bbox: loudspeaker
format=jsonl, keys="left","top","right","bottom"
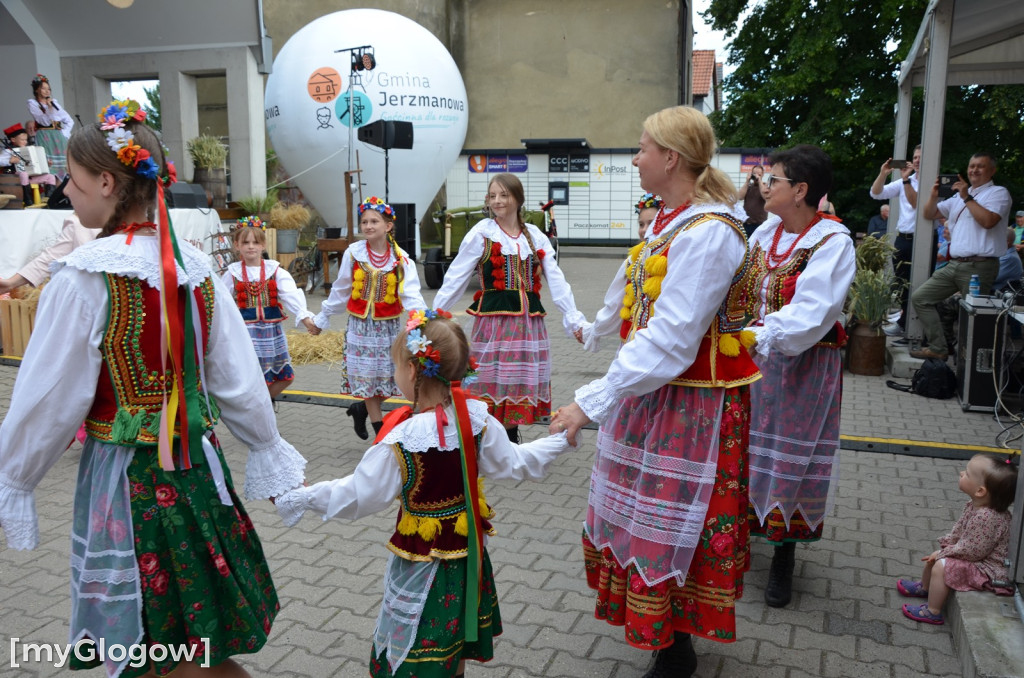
{"left": 166, "top": 182, "right": 209, "bottom": 209}
{"left": 391, "top": 203, "right": 416, "bottom": 260}
{"left": 358, "top": 120, "right": 414, "bottom": 150}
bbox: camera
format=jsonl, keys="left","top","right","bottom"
{"left": 937, "top": 174, "right": 958, "bottom": 199}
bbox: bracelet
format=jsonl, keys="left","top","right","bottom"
{"left": 902, "top": 179, "right": 911, "bottom": 185}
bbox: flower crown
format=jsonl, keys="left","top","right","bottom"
{"left": 635, "top": 192, "right": 664, "bottom": 214}
{"left": 97, "top": 99, "right": 167, "bottom": 181}
{"left": 359, "top": 196, "right": 395, "bottom": 218}
{"left": 237, "top": 215, "right": 265, "bottom": 230}
{"left": 404, "top": 309, "right": 478, "bottom": 385}
{"left": 32, "top": 74, "right": 48, "bottom": 87}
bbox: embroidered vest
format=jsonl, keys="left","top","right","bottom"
{"left": 85, "top": 275, "right": 220, "bottom": 446}
{"left": 468, "top": 238, "right": 546, "bottom": 317}
{"left": 347, "top": 258, "right": 404, "bottom": 320}
{"left": 744, "top": 233, "right": 846, "bottom": 348}
{"left": 235, "top": 269, "right": 284, "bottom": 324}
{"left": 388, "top": 442, "right": 496, "bottom": 562}
{"left": 620, "top": 212, "right": 761, "bottom": 388}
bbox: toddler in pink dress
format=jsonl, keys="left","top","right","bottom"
{"left": 897, "top": 453, "right": 1017, "bottom": 624}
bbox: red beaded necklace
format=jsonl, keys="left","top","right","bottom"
{"left": 367, "top": 242, "right": 391, "bottom": 268}
{"left": 766, "top": 214, "right": 822, "bottom": 269}
{"left": 240, "top": 258, "right": 266, "bottom": 294}
{"left": 651, "top": 202, "right": 691, "bottom": 237}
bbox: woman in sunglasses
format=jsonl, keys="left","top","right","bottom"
{"left": 741, "top": 145, "right": 856, "bottom": 608}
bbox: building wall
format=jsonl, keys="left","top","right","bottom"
{"left": 262, "top": 0, "right": 683, "bottom": 149}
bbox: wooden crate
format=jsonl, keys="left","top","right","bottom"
{"left": 265, "top": 227, "right": 277, "bottom": 260}
{"left": 0, "top": 298, "right": 35, "bottom": 357}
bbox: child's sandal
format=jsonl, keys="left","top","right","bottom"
{"left": 896, "top": 578, "right": 928, "bottom": 598}
{"left": 902, "top": 603, "right": 944, "bottom": 625}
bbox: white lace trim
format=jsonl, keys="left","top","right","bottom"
{"left": 753, "top": 323, "right": 782, "bottom": 357}
{"left": 475, "top": 220, "right": 551, "bottom": 257}
{"left": 0, "top": 478, "right": 38, "bottom": 550}
{"left": 244, "top": 437, "right": 308, "bottom": 500}
{"left": 575, "top": 377, "right": 619, "bottom": 424}
{"left": 751, "top": 215, "right": 850, "bottom": 253}
{"left": 275, "top": 489, "right": 311, "bottom": 527}
{"left": 225, "top": 260, "right": 281, "bottom": 280}
{"left": 380, "top": 399, "right": 491, "bottom": 451}
{"left": 56, "top": 233, "right": 212, "bottom": 289}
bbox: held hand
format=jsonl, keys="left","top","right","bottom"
{"left": 0, "top": 277, "right": 14, "bottom": 296}
{"left": 550, "top": 403, "right": 590, "bottom": 446}
{"left": 954, "top": 174, "right": 969, "bottom": 199}
{"left": 573, "top": 327, "right": 584, "bottom": 344}
{"left": 302, "top": 318, "right": 319, "bottom": 335}
{"left": 900, "top": 164, "right": 914, "bottom": 182}
{"left": 921, "top": 550, "right": 940, "bottom": 563}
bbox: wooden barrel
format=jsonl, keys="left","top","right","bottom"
{"left": 192, "top": 167, "right": 227, "bottom": 208}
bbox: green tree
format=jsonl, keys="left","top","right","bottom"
{"left": 143, "top": 83, "right": 161, "bottom": 133}
{"left": 705, "top": 0, "right": 1024, "bottom": 230}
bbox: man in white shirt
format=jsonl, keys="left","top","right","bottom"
{"left": 910, "top": 152, "right": 1012, "bottom": 359}
{"left": 869, "top": 145, "right": 922, "bottom": 335}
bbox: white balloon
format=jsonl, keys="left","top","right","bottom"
{"left": 265, "top": 9, "right": 469, "bottom": 253}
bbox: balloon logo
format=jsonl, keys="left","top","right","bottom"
{"left": 265, "top": 9, "right": 469, "bottom": 253}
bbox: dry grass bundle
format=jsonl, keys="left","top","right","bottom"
{"left": 10, "top": 282, "right": 44, "bottom": 312}
{"left": 286, "top": 329, "right": 346, "bottom": 367}
{"left": 270, "top": 203, "right": 311, "bottom": 231}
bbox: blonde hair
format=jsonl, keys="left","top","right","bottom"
{"left": 391, "top": 317, "right": 471, "bottom": 410}
{"left": 232, "top": 226, "right": 267, "bottom": 247}
{"left": 643, "top": 106, "right": 736, "bottom": 206}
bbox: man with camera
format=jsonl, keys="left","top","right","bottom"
{"left": 738, "top": 163, "right": 767, "bottom": 238}
{"left": 869, "top": 145, "right": 923, "bottom": 337}
{"left": 909, "top": 152, "right": 1012, "bottom": 360}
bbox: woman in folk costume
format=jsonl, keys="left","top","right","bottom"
{"left": 314, "top": 197, "right": 426, "bottom": 440}
{"left": 0, "top": 99, "right": 306, "bottom": 678}
{"left": 433, "top": 172, "right": 587, "bottom": 443}
{"left": 222, "top": 216, "right": 318, "bottom": 399}
{"left": 550, "top": 106, "right": 760, "bottom": 678}
{"left": 741, "top": 145, "right": 855, "bottom": 608}
{"left": 276, "top": 310, "right": 578, "bottom": 677}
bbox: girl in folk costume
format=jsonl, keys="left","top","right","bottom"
{"left": 741, "top": 145, "right": 855, "bottom": 608}
{"left": 0, "top": 99, "right": 307, "bottom": 678}
{"left": 277, "top": 310, "right": 578, "bottom": 678}
{"left": 433, "top": 172, "right": 587, "bottom": 442}
{"left": 580, "top": 193, "right": 665, "bottom": 352}
{"left": 222, "top": 216, "right": 318, "bottom": 399}
{"left": 314, "top": 197, "right": 426, "bottom": 440}
{"left": 551, "top": 106, "right": 760, "bottom": 678}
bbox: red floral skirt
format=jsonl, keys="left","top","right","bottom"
{"left": 748, "top": 506, "right": 824, "bottom": 543}
{"left": 582, "top": 388, "right": 750, "bottom": 648}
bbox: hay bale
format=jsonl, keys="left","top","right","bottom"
{"left": 286, "top": 329, "right": 346, "bottom": 367}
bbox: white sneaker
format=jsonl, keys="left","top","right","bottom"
{"left": 882, "top": 322, "right": 903, "bottom": 337}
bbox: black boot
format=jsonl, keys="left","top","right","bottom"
{"left": 505, "top": 426, "right": 520, "bottom": 444}
{"left": 346, "top": 401, "right": 369, "bottom": 440}
{"left": 764, "top": 541, "right": 796, "bottom": 608}
{"left": 371, "top": 420, "right": 383, "bottom": 437}
{"left": 642, "top": 632, "right": 697, "bottom": 678}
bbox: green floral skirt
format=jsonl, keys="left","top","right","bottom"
{"left": 369, "top": 553, "right": 502, "bottom": 678}
{"left": 71, "top": 439, "right": 278, "bottom": 676}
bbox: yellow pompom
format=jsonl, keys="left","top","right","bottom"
{"left": 417, "top": 517, "right": 442, "bottom": 541}
{"left": 625, "top": 263, "right": 635, "bottom": 280}
{"left": 739, "top": 329, "right": 757, "bottom": 349}
{"left": 628, "top": 242, "right": 645, "bottom": 263}
{"left": 718, "top": 332, "right": 740, "bottom": 357}
{"left": 454, "top": 512, "right": 469, "bottom": 536}
{"left": 351, "top": 289, "right": 362, "bottom": 301}
{"left": 383, "top": 294, "right": 397, "bottom": 304}
{"left": 623, "top": 286, "right": 635, "bottom": 303}
{"left": 620, "top": 306, "right": 632, "bottom": 320}
{"left": 478, "top": 498, "right": 494, "bottom": 519}
{"left": 353, "top": 269, "right": 365, "bottom": 281}
{"left": 642, "top": 276, "right": 662, "bottom": 299}
{"left": 397, "top": 511, "right": 418, "bottom": 536}
{"left": 644, "top": 254, "right": 668, "bottom": 276}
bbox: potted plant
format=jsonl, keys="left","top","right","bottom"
{"left": 187, "top": 133, "right": 228, "bottom": 208}
{"left": 235, "top": 189, "right": 279, "bottom": 222}
{"left": 846, "top": 234, "right": 900, "bottom": 375}
{"left": 268, "top": 202, "right": 310, "bottom": 255}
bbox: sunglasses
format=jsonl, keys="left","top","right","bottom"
{"left": 762, "top": 174, "right": 796, "bottom": 188}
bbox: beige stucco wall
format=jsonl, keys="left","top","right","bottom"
{"left": 262, "top": 0, "right": 682, "bottom": 149}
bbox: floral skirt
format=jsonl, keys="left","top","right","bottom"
{"left": 35, "top": 128, "right": 67, "bottom": 176}
{"left": 466, "top": 314, "right": 551, "bottom": 426}
{"left": 943, "top": 558, "right": 1015, "bottom": 595}
{"left": 582, "top": 387, "right": 750, "bottom": 648}
{"left": 369, "top": 553, "right": 502, "bottom": 678}
{"left": 247, "top": 321, "right": 294, "bottom": 385}
{"left": 343, "top": 315, "right": 401, "bottom": 398}
{"left": 70, "top": 437, "right": 278, "bottom": 676}
{"left": 748, "top": 506, "right": 824, "bottom": 543}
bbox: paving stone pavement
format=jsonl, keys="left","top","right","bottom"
{"left": 1, "top": 249, "right": 1018, "bottom": 677}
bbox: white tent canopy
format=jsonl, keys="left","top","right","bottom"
{"left": 0, "top": 0, "right": 271, "bottom": 197}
